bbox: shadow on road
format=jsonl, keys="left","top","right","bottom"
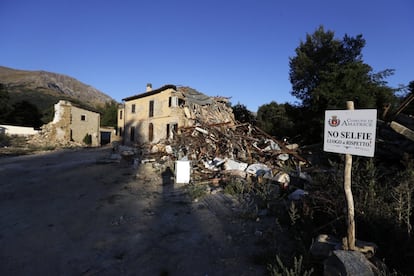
{"left": 0, "top": 148, "right": 264, "bottom": 275}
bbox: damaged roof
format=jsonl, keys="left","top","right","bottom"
{"left": 122, "top": 84, "right": 177, "bottom": 101}
{"left": 177, "top": 86, "right": 214, "bottom": 106}
{"left": 122, "top": 84, "right": 215, "bottom": 106}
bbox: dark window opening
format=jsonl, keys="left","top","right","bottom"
{"left": 149, "top": 100, "right": 154, "bottom": 117}
{"left": 149, "top": 123, "right": 154, "bottom": 142}
{"left": 81, "top": 115, "right": 86, "bottom": 121}
{"left": 130, "top": 126, "right": 135, "bottom": 142}
{"left": 166, "top": 124, "right": 170, "bottom": 139}
{"left": 118, "top": 127, "right": 122, "bottom": 136}
{"left": 119, "top": 110, "right": 123, "bottom": 119}
{"left": 131, "top": 104, "right": 136, "bottom": 113}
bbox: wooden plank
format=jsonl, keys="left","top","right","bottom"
{"left": 390, "top": 121, "right": 414, "bottom": 142}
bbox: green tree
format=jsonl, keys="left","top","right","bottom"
{"left": 6, "top": 100, "right": 43, "bottom": 128}
{"left": 397, "top": 80, "right": 414, "bottom": 116}
{"left": 99, "top": 101, "right": 118, "bottom": 128}
{"left": 410, "top": 81, "right": 414, "bottom": 93}
{"left": 232, "top": 103, "right": 255, "bottom": 124}
{"left": 0, "top": 83, "right": 11, "bottom": 124}
{"left": 289, "top": 26, "right": 395, "bottom": 143}
{"left": 257, "top": 101, "right": 295, "bottom": 140}
{"left": 407, "top": 81, "right": 414, "bottom": 115}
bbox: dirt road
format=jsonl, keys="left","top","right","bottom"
{"left": 0, "top": 147, "right": 266, "bottom": 275}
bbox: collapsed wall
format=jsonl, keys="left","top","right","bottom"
{"left": 177, "top": 86, "right": 236, "bottom": 127}
{"left": 28, "top": 101, "right": 82, "bottom": 148}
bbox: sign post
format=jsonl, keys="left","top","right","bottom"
{"left": 344, "top": 101, "right": 355, "bottom": 250}
{"left": 324, "top": 102, "right": 377, "bottom": 250}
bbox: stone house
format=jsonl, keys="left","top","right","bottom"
{"left": 49, "top": 100, "right": 101, "bottom": 146}
{"left": 118, "top": 84, "right": 235, "bottom": 145}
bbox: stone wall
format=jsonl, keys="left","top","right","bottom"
{"left": 28, "top": 100, "right": 100, "bottom": 147}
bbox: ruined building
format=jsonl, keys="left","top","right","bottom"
{"left": 118, "top": 84, "right": 234, "bottom": 145}
{"left": 31, "top": 100, "right": 101, "bottom": 147}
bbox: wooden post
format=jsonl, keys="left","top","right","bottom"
{"left": 344, "top": 101, "right": 356, "bottom": 250}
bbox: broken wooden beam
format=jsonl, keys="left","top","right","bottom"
{"left": 390, "top": 121, "right": 414, "bottom": 142}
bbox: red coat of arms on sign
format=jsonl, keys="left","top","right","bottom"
{"left": 328, "top": 115, "right": 340, "bottom": 127}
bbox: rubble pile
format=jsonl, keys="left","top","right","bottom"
{"left": 177, "top": 86, "right": 236, "bottom": 126}
{"left": 28, "top": 122, "right": 82, "bottom": 148}
{"left": 118, "top": 88, "right": 311, "bottom": 189}
{"left": 139, "top": 121, "right": 310, "bottom": 189}
{"left": 119, "top": 87, "right": 308, "bottom": 186}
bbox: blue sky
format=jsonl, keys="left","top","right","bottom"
{"left": 0, "top": 0, "right": 413, "bottom": 112}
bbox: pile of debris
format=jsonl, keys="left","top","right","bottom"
{"left": 176, "top": 86, "right": 236, "bottom": 127}
{"left": 137, "top": 121, "right": 310, "bottom": 190}
{"left": 116, "top": 87, "right": 311, "bottom": 190}
{"left": 28, "top": 122, "right": 83, "bottom": 148}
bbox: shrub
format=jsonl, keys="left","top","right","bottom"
{"left": 304, "top": 156, "right": 414, "bottom": 274}
{"left": 0, "top": 133, "right": 11, "bottom": 147}
{"left": 224, "top": 177, "right": 247, "bottom": 196}
{"left": 186, "top": 184, "right": 207, "bottom": 201}
{"left": 83, "top": 133, "right": 92, "bottom": 145}
{"left": 267, "top": 255, "right": 314, "bottom": 276}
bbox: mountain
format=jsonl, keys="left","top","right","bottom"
{"left": 0, "top": 66, "right": 115, "bottom": 120}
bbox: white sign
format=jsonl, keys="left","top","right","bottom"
{"left": 324, "top": 109, "right": 377, "bottom": 157}
{"left": 175, "top": 160, "right": 191, "bottom": 184}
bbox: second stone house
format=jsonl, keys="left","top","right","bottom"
{"left": 118, "top": 84, "right": 235, "bottom": 145}
{"left": 47, "top": 100, "right": 101, "bottom": 146}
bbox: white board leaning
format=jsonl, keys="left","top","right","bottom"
{"left": 324, "top": 109, "right": 377, "bottom": 157}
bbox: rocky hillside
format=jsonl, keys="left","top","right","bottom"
{"left": 0, "top": 66, "right": 114, "bottom": 113}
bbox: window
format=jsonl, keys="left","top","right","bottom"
{"left": 118, "top": 127, "right": 122, "bottom": 136}
{"left": 149, "top": 100, "right": 154, "bottom": 117}
{"left": 131, "top": 104, "right": 136, "bottom": 113}
{"left": 166, "top": 123, "right": 178, "bottom": 139}
{"left": 119, "top": 110, "right": 123, "bottom": 119}
{"left": 130, "top": 126, "right": 135, "bottom": 142}
{"left": 169, "top": 96, "right": 178, "bottom": 107}
{"left": 149, "top": 123, "right": 154, "bottom": 142}
{"left": 81, "top": 115, "right": 86, "bottom": 121}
